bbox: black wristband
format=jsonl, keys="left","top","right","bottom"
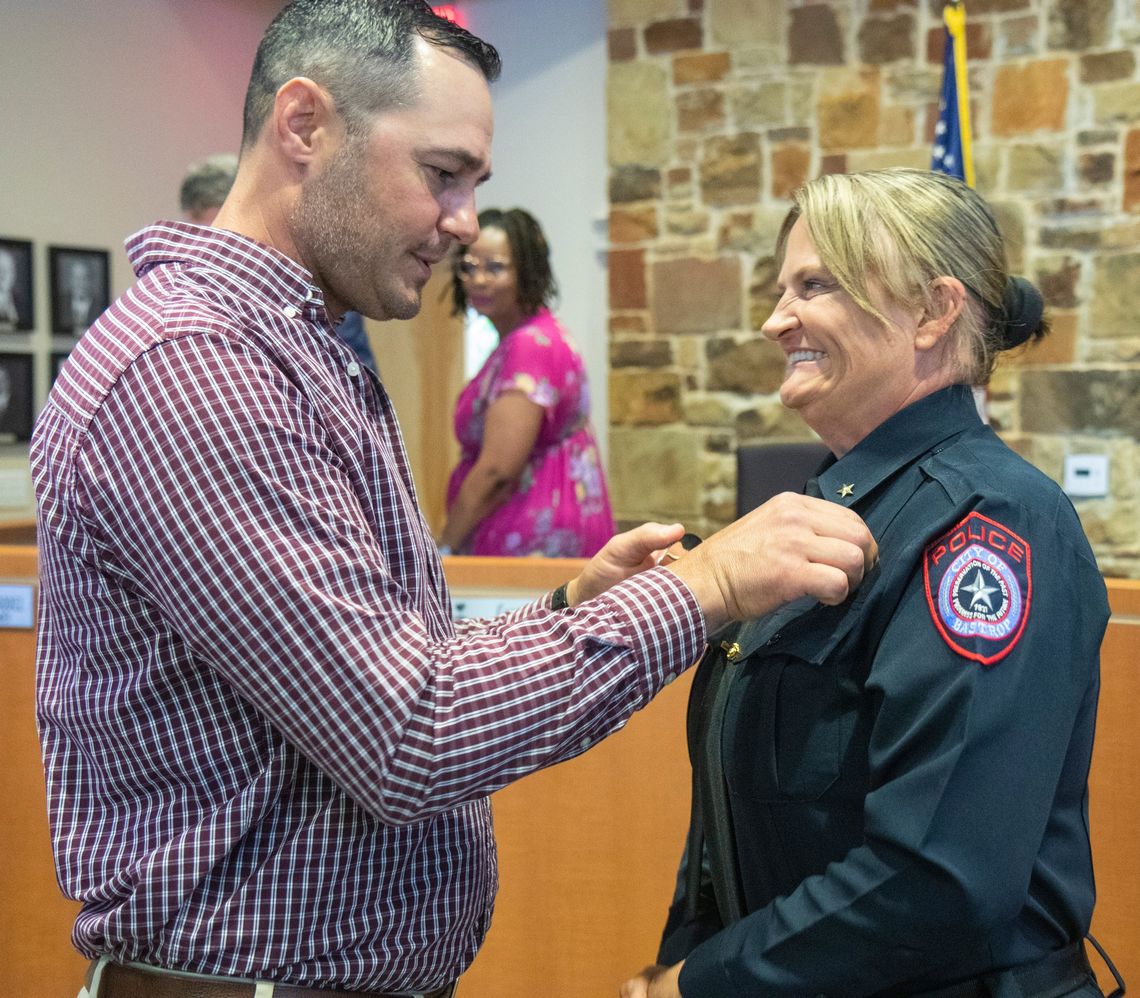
{"left": 550, "top": 582, "right": 571, "bottom": 611}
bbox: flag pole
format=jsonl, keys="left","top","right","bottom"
{"left": 944, "top": 1, "right": 975, "bottom": 188}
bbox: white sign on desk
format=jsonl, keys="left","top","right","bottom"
{"left": 451, "top": 595, "right": 533, "bottom": 620}
{"left": 0, "top": 583, "right": 35, "bottom": 629}
{"left": 0, "top": 469, "right": 32, "bottom": 508}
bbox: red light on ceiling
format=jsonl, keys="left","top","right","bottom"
{"left": 432, "top": 5, "right": 467, "bottom": 28}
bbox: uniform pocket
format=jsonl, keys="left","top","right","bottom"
{"left": 723, "top": 653, "right": 844, "bottom": 803}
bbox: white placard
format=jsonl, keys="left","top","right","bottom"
{"left": 0, "top": 582, "right": 35, "bottom": 628}
{"left": 451, "top": 595, "right": 533, "bottom": 620}
{"left": 0, "top": 469, "right": 32, "bottom": 508}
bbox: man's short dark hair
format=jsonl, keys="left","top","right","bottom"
{"left": 241, "top": 0, "right": 501, "bottom": 149}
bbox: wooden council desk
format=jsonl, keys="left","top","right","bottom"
{"left": 2, "top": 534, "right": 1137, "bottom": 997}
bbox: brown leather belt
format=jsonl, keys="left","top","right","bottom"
{"left": 88, "top": 961, "right": 457, "bottom": 998}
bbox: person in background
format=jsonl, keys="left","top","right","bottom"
{"left": 179, "top": 153, "right": 239, "bottom": 225}
{"left": 180, "top": 151, "right": 379, "bottom": 373}
{"left": 58, "top": 256, "right": 104, "bottom": 333}
{"left": 33, "top": 3, "right": 876, "bottom": 996}
{"left": 621, "top": 168, "right": 1114, "bottom": 998}
{"left": 438, "top": 207, "right": 613, "bottom": 557}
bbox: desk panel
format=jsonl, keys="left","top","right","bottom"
{"left": 4, "top": 542, "right": 1137, "bottom": 995}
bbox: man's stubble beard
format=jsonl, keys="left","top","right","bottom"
{"left": 293, "top": 141, "right": 424, "bottom": 322}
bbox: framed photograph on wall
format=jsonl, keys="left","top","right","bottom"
{"left": 49, "top": 246, "right": 110, "bottom": 336}
{"left": 0, "top": 353, "right": 34, "bottom": 442}
{"left": 0, "top": 238, "right": 35, "bottom": 332}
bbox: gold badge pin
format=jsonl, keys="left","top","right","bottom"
{"left": 720, "top": 640, "right": 742, "bottom": 662}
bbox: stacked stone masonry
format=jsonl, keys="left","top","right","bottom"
{"left": 607, "top": 0, "right": 1140, "bottom": 578}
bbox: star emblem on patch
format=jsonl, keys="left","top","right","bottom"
{"left": 923, "top": 511, "right": 1032, "bottom": 666}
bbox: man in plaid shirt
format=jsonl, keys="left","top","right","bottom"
{"left": 32, "top": 2, "right": 875, "bottom": 996}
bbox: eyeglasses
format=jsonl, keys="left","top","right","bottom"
{"left": 457, "top": 258, "right": 512, "bottom": 280}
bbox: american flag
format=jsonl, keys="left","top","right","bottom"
{"left": 931, "top": 3, "right": 975, "bottom": 187}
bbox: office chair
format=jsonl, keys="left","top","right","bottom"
{"left": 735, "top": 440, "right": 831, "bottom": 517}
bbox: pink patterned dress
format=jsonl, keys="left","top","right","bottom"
{"left": 446, "top": 308, "right": 614, "bottom": 557}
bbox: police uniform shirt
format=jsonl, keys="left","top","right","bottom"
{"left": 666, "top": 384, "right": 1110, "bottom": 997}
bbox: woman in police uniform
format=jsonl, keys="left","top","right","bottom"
{"left": 622, "top": 169, "right": 1115, "bottom": 998}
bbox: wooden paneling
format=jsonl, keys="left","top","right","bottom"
{"left": 0, "top": 537, "right": 87, "bottom": 994}
{"left": 1088, "top": 579, "right": 1140, "bottom": 992}
{"left": 3, "top": 540, "right": 1137, "bottom": 996}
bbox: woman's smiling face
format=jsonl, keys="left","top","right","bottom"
{"left": 761, "top": 217, "right": 932, "bottom": 455}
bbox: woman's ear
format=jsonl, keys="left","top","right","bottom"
{"left": 916, "top": 276, "right": 967, "bottom": 350}
{"left": 272, "top": 77, "right": 341, "bottom": 169}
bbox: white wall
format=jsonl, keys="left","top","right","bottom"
{"left": 457, "top": 0, "right": 610, "bottom": 457}
{"left": 0, "top": 0, "right": 282, "bottom": 517}
{"left": 0, "top": 0, "right": 610, "bottom": 517}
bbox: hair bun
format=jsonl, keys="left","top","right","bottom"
{"left": 1000, "top": 276, "right": 1045, "bottom": 348}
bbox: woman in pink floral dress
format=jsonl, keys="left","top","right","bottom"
{"left": 439, "top": 208, "right": 614, "bottom": 557}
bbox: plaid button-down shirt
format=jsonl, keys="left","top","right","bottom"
{"left": 31, "top": 222, "right": 704, "bottom": 992}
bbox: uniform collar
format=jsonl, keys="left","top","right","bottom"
{"left": 815, "top": 385, "right": 983, "bottom": 508}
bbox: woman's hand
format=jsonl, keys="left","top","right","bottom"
{"left": 619, "top": 962, "right": 684, "bottom": 998}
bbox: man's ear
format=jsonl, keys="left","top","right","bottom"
{"left": 916, "top": 276, "right": 967, "bottom": 350}
{"left": 272, "top": 77, "right": 341, "bottom": 169}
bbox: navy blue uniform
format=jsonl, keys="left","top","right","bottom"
{"left": 662, "top": 385, "right": 1110, "bottom": 997}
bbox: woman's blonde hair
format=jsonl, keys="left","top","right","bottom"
{"left": 776, "top": 168, "right": 1043, "bottom": 384}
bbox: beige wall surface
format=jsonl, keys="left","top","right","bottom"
{"left": 0, "top": 0, "right": 284, "bottom": 517}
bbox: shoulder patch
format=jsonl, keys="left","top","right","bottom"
{"left": 923, "top": 511, "right": 1032, "bottom": 666}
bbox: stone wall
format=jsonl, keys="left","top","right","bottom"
{"left": 606, "top": 0, "right": 1140, "bottom": 578}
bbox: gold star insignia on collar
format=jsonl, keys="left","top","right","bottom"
{"left": 837, "top": 483, "right": 855, "bottom": 498}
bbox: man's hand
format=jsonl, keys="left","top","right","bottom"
{"left": 566, "top": 522, "right": 687, "bottom": 606}
{"left": 666, "top": 492, "right": 877, "bottom": 631}
{"left": 620, "top": 962, "right": 683, "bottom": 998}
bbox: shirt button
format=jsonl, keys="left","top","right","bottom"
{"left": 346, "top": 362, "right": 361, "bottom": 377}
{"left": 579, "top": 737, "right": 591, "bottom": 751}
{"left": 282, "top": 305, "right": 299, "bottom": 318}
{"left": 664, "top": 672, "right": 677, "bottom": 684}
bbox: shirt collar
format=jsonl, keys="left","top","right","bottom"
{"left": 126, "top": 221, "right": 328, "bottom": 321}
{"left": 816, "top": 385, "right": 983, "bottom": 507}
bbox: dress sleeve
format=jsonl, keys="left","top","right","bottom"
{"left": 486, "top": 321, "right": 568, "bottom": 410}
{"left": 678, "top": 493, "right": 1108, "bottom": 996}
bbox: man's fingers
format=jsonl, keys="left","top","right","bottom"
{"left": 804, "top": 534, "right": 874, "bottom": 594}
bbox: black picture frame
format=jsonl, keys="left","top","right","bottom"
{"left": 0, "top": 352, "right": 34, "bottom": 442}
{"left": 49, "top": 245, "right": 110, "bottom": 336}
{"left": 0, "top": 238, "right": 35, "bottom": 332}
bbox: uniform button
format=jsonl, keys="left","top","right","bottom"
{"left": 346, "top": 361, "right": 361, "bottom": 377}
{"left": 282, "top": 305, "right": 299, "bottom": 318}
